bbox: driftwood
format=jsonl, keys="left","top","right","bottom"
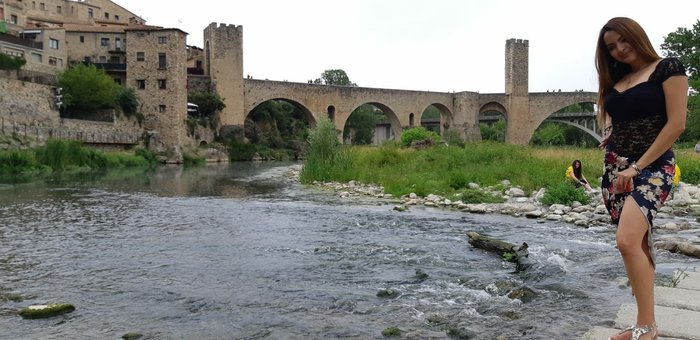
{"left": 466, "top": 231, "right": 530, "bottom": 270}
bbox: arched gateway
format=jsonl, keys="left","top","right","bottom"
{"left": 202, "top": 23, "right": 597, "bottom": 145}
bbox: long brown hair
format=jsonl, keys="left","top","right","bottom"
{"left": 594, "top": 17, "right": 660, "bottom": 126}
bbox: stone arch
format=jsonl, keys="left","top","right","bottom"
{"left": 343, "top": 102, "right": 399, "bottom": 145}
{"left": 530, "top": 100, "right": 600, "bottom": 144}
{"left": 420, "top": 103, "right": 454, "bottom": 135}
{"left": 479, "top": 102, "right": 507, "bottom": 119}
{"left": 245, "top": 97, "right": 316, "bottom": 127}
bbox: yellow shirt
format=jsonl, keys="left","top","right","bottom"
{"left": 674, "top": 164, "right": 681, "bottom": 186}
{"left": 565, "top": 166, "right": 575, "bottom": 181}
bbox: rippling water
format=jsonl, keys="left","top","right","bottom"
{"left": 0, "top": 162, "right": 696, "bottom": 339}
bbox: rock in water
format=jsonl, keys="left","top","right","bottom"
{"left": 19, "top": 303, "right": 75, "bottom": 319}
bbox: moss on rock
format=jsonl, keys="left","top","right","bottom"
{"left": 19, "top": 303, "right": 75, "bottom": 319}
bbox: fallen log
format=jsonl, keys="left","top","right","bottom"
{"left": 466, "top": 231, "right": 530, "bottom": 270}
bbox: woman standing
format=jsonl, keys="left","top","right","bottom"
{"left": 595, "top": 17, "right": 688, "bottom": 340}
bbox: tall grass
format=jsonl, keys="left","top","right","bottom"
{"left": 300, "top": 117, "right": 354, "bottom": 183}
{"left": 0, "top": 139, "right": 158, "bottom": 181}
{"left": 303, "top": 139, "right": 694, "bottom": 198}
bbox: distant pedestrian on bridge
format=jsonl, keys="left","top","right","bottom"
{"left": 595, "top": 17, "right": 688, "bottom": 340}
{"left": 565, "top": 159, "right": 593, "bottom": 191}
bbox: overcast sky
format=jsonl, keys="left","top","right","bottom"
{"left": 115, "top": 0, "right": 699, "bottom": 93}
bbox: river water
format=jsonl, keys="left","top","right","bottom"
{"left": 0, "top": 162, "right": 697, "bottom": 340}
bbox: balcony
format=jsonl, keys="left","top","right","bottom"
{"left": 93, "top": 63, "right": 126, "bottom": 72}
{"left": 0, "top": 33, "right": 43, "bottom": 49}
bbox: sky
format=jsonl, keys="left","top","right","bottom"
{"left": 115, "top": 0, "right": 700, "bottom": 94}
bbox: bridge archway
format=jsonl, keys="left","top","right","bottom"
{"left": 344, "top": 102, "right": 399, "bottom": 145}
{"left": 245, "top": 98, "right": 315, "bottom": 153}
{"left": 529, "top": 102, "right": 600, "bottom": 146}
{"left": 420, "top": 103, "right": 454, "bottom": 136}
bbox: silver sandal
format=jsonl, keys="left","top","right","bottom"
{"left": 610, "top": 323, "right": 658, "bottom": 340}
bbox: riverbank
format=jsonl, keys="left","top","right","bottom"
{"left": 289, "top": 164, "right": 700, "bottom": 260}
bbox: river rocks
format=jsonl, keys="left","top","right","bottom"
{"left": 303, "top": 170, "right": 700, "bottom": 259}
{"left": 19, "top": 303, "right": 75, "bottom": 319}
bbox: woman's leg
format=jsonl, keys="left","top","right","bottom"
{"left": 610, "top": 196, "right": 656, "bottom": 340}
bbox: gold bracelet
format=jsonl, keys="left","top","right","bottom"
{"left": 630, "top": 163, "right": 642, "bottom": 175}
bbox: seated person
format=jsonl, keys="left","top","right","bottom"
{"left": 565, "top": 159, "right": 593, "bottom": 191}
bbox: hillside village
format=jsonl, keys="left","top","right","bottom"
{"left": 0, "top": 0, "right": 225, "bottom": 161}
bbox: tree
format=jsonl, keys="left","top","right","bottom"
{"left": 187, "top": 92, "right": 226, "bottom": 116}
{"left": 316, "top": 69, "right": 357, "bottom": 86}
{"left": 57, "top": 63, "right": 118, "bottom": 112}
{"left": 344, "top": 104, "right": 380, "bottom": 144}
{"left": 661, "top": 20, "right": 700, "bottom": 143}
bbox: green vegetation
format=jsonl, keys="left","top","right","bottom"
{"left": 0, "top": 139, "right": 157, "bottom": 182}
{"left": 381, "top": 327, "right": 401, "bottom": 337}
{"left": 661, "top": 19, "right": 700, "bottom": 143}
{"left": 188, "top": 92, "right": 226, "bottom": 117}
{"left": 0, "top": 54, "right": 26, "bottom": 70}
{"left": 19, "top": 303, "right": 75, "bottom": 319}
{"left": 344, "top": 104, "right": 381, "bottom": 145}
{"left": 314, "top": 69, "right": 357, "bottom": 86}
{"left": 400, "top": 127, "right": 440, "bottom": 147}
{"left": 241, "top": 100, "right": 310, "bottom": 161}
{"left": 299, "top": 117, "right": 353, "bottom": 182}
{"left": 57, "top": 63, "right": 119, "bottom": 112}
{"left": 539, "top": 182, "right": 591, "bottom": 206}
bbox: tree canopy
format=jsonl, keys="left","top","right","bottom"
{"left": 57, "top": 63, "right": 119, "bottom": 112}
{"left": 661, "top": 19, "right": 700, "bottom": 143}
{"left": 315, "top": 69, "right": 357, "bottom": 86}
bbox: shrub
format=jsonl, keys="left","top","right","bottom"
{"left": 0, "top": 54, "right": 26, "bottom": 70}
{"left": 539, "top": 182, "right": 591, "bottom": 206}
{"left": 453, "top": 188, "right": 506, "bottom": 204}
{"left": 300, "top": 117, "right": 352, "bottom": 182}
{"left": 116, "top": 86, "right": 139, "bottom": 116}
{"left": 400, "top": 127, "right": 440, "bottom": 147}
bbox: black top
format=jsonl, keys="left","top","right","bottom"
{"left": 604, "top": 58, "right": 686, "bottom": 159}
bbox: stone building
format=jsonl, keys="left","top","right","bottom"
{"left": 126, "top": 27, "right": 188, "bottom": 148}
{"left": 0, "top": 0, "right": 195, "bottom": 150}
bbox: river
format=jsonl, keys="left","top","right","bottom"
{"left": 0, "top": 162, "right": 697, "bottom": 339}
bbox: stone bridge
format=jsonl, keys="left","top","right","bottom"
{"left": 205, "top": 24, "right": 599, "bottom": 145}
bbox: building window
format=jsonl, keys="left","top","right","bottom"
{"left": 158, "top": 53, "right": 166, "bottom": 69}
{"left": 32, "top": 1, "right": 36, "bottom": 9}
{"left": 110, "top": 56, "right": 120, "bottom": 63}
{"left": 115, "top": 38, "right": 122, "bottom": 50}
{"left": 10, "top": 15, "right": 18, "bottom": 24}
{"left": 57, "top": 58, "right": 63, "bottom": 67}
{"left": 104, "top": 12, "right": 109, "bottom": 19}
{"left": 100, "top": 38, "right": 109, "bottom": 47}
{"left": 57, "top": 5, "right": 62, "bottom": 13}
{"left": 31, "top": 53, "right": 42, "bottom": 63}
{"left": 158, "top": 36, "right": 167, "bottom": 44}
{"left": 40, "top": 2, "right": 45, "bottom": 10}
{"left": 49, "top": 57, "right": 57, "bottom": 66}
{"left": 88, "top": 8, "right": 93, "bottom": 18}
{"left": 115, "top": 15, "right": 119, "bottom": 21}
{"left": 136, "top": 79, "right": 145, "bottom": 89}
{"left": 80, "top": 36, "right": 84, "bottom": 43}
{"left": 136, "top": 52, "right": 145, "bottom": 61}
{"left": 159, "top": 105, "right": 166, "bottom": 113}
{"left": 157, "top": 79, "right": 166, "bottom": 89}
{"left": 49, "top": 38, "right": 59, "bottom": 49}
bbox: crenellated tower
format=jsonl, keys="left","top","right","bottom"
{"left": 203, "top": 23, "right": 245, "bottom": 137}
{"left": 504, "top": 38, "right": 531, "bottom": 144}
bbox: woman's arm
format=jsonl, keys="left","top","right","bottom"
{"left": 634, "top": 75, "right": 688, "bottom": 169}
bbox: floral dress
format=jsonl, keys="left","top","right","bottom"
{"left": 601, "top": 58, "right": 686, "bottom": 266}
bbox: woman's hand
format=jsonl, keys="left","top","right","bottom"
{"left": 598, "top": 136, "right": 609, "bottom": 149}
{"left": 612, "top": 167, "right": 637, "bottom": 194}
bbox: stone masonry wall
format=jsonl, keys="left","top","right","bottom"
{"left": 0, "top": 76, "right": 141, "bottom": 146}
